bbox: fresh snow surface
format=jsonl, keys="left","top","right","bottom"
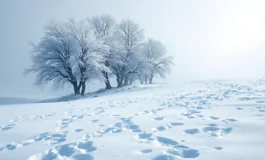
{"left": 1, "top": 80, "right": 265, "bottom": 160}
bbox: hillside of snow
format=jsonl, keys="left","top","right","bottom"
{"left": 0, "top": 79, "right": 265, "bottom": 160}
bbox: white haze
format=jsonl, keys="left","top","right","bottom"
{"left": 1, "top": 0, "right": 265, "bottom": 98}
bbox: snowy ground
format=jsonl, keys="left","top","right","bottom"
{"left": 1, "top": 79, "right": 265, "bottom": 160}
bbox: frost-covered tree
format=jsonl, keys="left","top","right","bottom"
{"left": 90, "top": 15, "right": 116, "bottom": 89}
{"left": 26, "top": 20, "right": 108, "bottom": 95}
{"left": 25, "top": 22, "right": 81, "bottom": 94}
{"left": 67, "top": 19, "right": 109, "bottom": 95}
{"left": 141, "top": 39, "right": 174, "bottom": 84}
{"left": 111, "top": 19, "right": 144, "bottom": 87}
{"left": 26, "top": 16, "right": 173, "bottom": 95}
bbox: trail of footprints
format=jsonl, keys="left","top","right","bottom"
{"left": 3, "top": 81, "right": 265, "bottom": 159}
{"left": 0, "top": 113, "right": 56, "bottom": 133}
{"left": 135, "top": 132, "right": 200, "bottom": 159}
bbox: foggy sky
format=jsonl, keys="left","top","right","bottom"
{"left": 1, "top": 0, "right": 265, "bottom": 98}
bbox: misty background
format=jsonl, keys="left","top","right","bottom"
{"left": 1, "top": 0, "right": 265, "bottom": 98}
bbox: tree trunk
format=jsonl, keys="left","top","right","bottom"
{"left": 118, "top": 81, "right": 122, "bottom": 87}
{"left": 139, "top": 76, "right": 143, "bottom": 84}
{"left": 123, "top": 76, "right": 128, "bottom": 86}
{"left": 103, "top": 71, "right": 112, "bottom": 89}
{"left": 149, "top": 74, "right": 153, "bottom": 84}
{"left": 129, "top": 79, "right": 133, "bottom": 85}
{"left": 144, "top": 76, "right": 148, "bottom": 84}
{"left": 81, "top": 81, "right": 86, "bottom": 96}
{"left": 120, "top": 75, "right": 124, "bottom": 87}
{"left": 117, "top": 74, "right": 122, "bottom": 88}
{"left": 72, "top": 81, "right": 80, "bottom": 95}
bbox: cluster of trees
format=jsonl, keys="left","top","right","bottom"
{"left": 26, "top": 15, "right": 174, "bottom": 95}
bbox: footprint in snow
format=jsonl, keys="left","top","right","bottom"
{"left": 169, "top": 122, "right": 184, "bottom": 126}
{"left": 77, "top": 141, "right": 97, "bottom": 152}
{"left": 153, "top": 117, "right": 165, "bottom": 121}
{"left": 152, "top": 154, "right": 178, "bottom": 160}
{"left": 214, "top": 146, "right": 223, "bottom": 150}
{"left": 196, "top": 106, "right": 205, "bottom": 110}
{"left": 126, "top": 124, "right": 142, "bottom": 132}
{"left": 72, "top": 154, "right": 94, "bottom": 160}
{"left": 154, "top": 126, "right": 168, "bottom": 132}
{"left": 203, "top": 126, "right": 220, "bottom": 132}
{"left": 184, "top": 128, "right": 200, "bottom": 135}
{"left": 154, "top": 108, "right": 164, "bottom": 112}
{"left": 167, "top": 148, "right": 200, "bottom": 158}
{"left": 111, "top": 114, "right": 120, "bottom": 117}
{"left": 222, "top": 119, "right": 237, "bottom": 123}
{"left": 4, "top": 143, "right": 17, "bottom": 151}
{"left": 203, "top": 125, "right": 233, "bottom": 137}
{"left": 222, "top": 127, "right": 233, "bottom": 134}
{"left": 181, "top": 112, "right": 196, "bottom": 119}
{"left": 209, "top": 116, "right": 220, "bottom": 120}
{"left": 92, "top": 119, "right": 99, "bottom": 123}
{"left": 29, "top": 141, "right": 96, "bottom": 160}
{"left": 98, "top": 127, "right": 122, "bottom": 134}
{"left": 155, "top": 136, "right": 178, "bottom": 146}
{"left": 0, "top": 131, "right": 68, "bottom": 152}
{"left": 189, "top": 110, "right": 201, "bottom": 114}
{"left": 74, "top": 129, "right": 83, "bottom": 132}
{"left": 137, "top": 133, "right": 152, "bottom": 139}
{"left": 0, "top": 124, "right": 15, "bottom": 131}
{"left": 32, "top": 132, "right": 68, "bottom": 145}
{"left": 140, "top": 149, "right": 153, "bottom": 154}
{"left": 208, "top": 124, "right": 218, "bottom": 127}
{"left": 174, "top": 144, "right": 189, "bottom": 149}
{"left": 239, "top": 97, "right": 251, "bottom": 101}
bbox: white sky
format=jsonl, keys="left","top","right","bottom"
{"left": 1, "top": 0, "right": 265, "bottom": 98}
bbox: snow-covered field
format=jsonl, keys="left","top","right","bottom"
{"left": 1, "top": 79, "right": 265, "bottom": 160}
